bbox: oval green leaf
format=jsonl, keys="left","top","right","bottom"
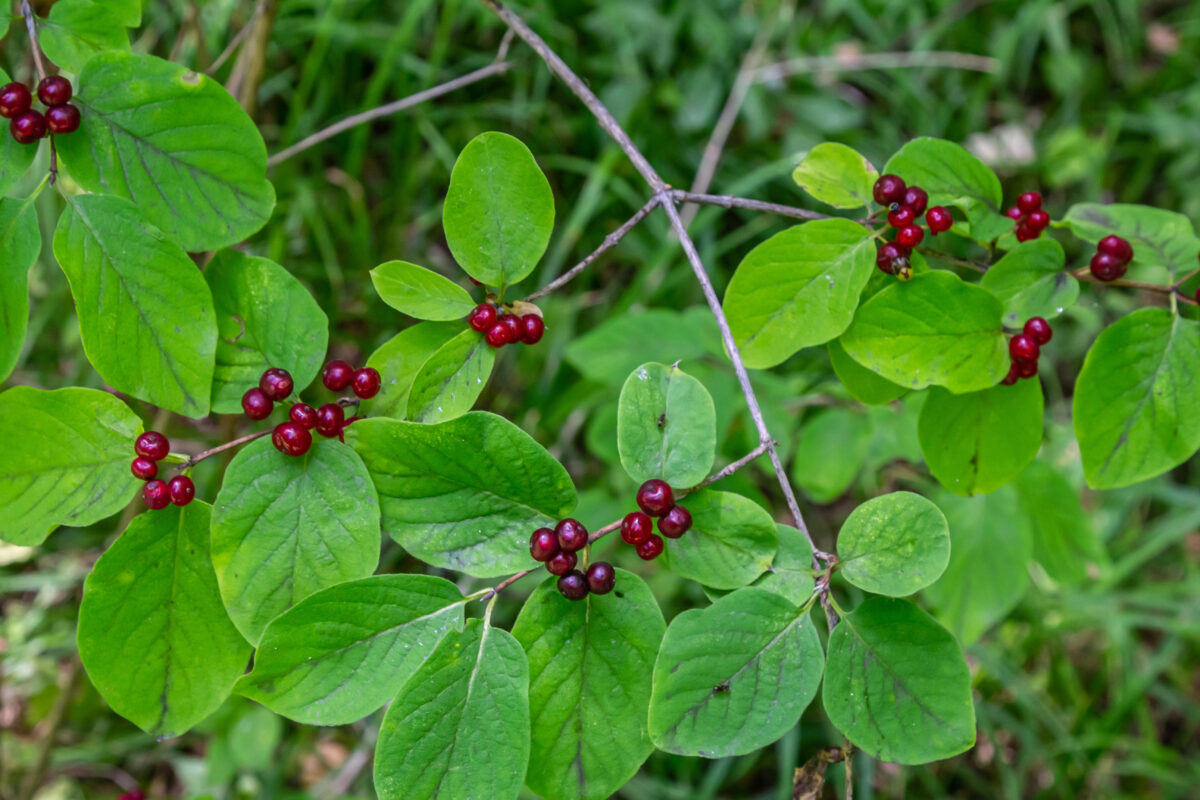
{"left": 791, "top": 407, "right": 871, "bottom": 502}
{"left": 0, "top": 196, "right": 39, "bottom": 382}
{"left": 361, "top": 321, "right": 460, "bottom": 419}
{"left": 617, "top": 362, "right": 716, "bottom": 488}
{"left": 836, "top": 491, "right": 950, "bottom": 597}
{"left": 662, "top": 489, "right": 777, "bottom": 590}
{"left": 791, "top": 142, "right": 878, "bottom": 209}
{"left": 406, "top": 328, "right": 495, "bottom": 423}
{"left": 979, "top": 239, "right": 1077, "bottom": 326}
{"left": 1014, "top": 460, "right": 1105, "bottom": 585}
{"left": 370, "top": 260, "right": 477, "bottom": 321}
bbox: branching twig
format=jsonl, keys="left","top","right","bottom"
{"left": 754, "top": 50, "right": 1000, "bottom": 83}
{"left": 686, "top": 441, "right": 771, "bottom": 492}
{"left": 180, "top": 430, "right": 270, "bottom": 469}
{"left": 673, "top": 190, "right": 830, "bottom": 222}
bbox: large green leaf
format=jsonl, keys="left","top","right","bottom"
{"left": 883, "top": 137, "right": 1003, "bottom": 242}
{"left": 617, "top": 362, "right": 716, "bottom": 487}
{"left": 791, "top": 407, "right": 871, "bottom": 502}
{"left": 918, "top": 380, "right": 1043, "bottom": 496}
{"left": 78, "top": 502, "right": 250, "bottom": 737}
{"left": 836, "top": 492, "right": 950, "bottom": 597}
{"left": 443, "top": 132, "right": 554, "bottom": 287}
{"left": 39, "top": 0, "right": 131, "bottom": 74}
{"left": 841, "top": 270, "right": 1008, "bottom": 393}
{"left": 513, "top": 570, "right": 665, "bottom": 800}
{"left": 0, "top": 68, "right": 37, "bottom": 195}
{"left": 360, "top": 322, "right": 460, "bottom": 419}
{"left": 755, "top": 524, "right": 815, "bottom": 604}
{"left": 211, "top": 438, "right": 381, "bottom": 644}
{"left": 979, "top": 239, "right": 1077, "bottom": 326}
{"left": 722, "top": 220, "right": 876, "bottom": 368}
{"left": 823, "top": 596, "right": 975, "bottom": 764}
{"left": 374, "top": 619, "right": 529, "bottom": 800}
{"left": 53, "top": 194, "right": 217, "bottom": 417}
{"left": 1073, "top": 308, "right": 1200, "bottom": 489}
{"left": 565, "top": 308, "right": 721, "bottom": 385}
{"left": 0, "top": 196, "right": 39, "bottom": 382}
{"left": 405, "top": 328, "right": 495, "bottom": 423}
{"left": 236, "top": 574, "right": 466, "bottom": 725}
{"left": 206, "top": 249, "right": 328, "bottom": 414}
{"left": 0, "top": 387, "right": 141, "bottom": 546}
{"left": 792, "top": 142, "right": 878, "bottom": 209}
{"left": 648, "top": 588, "right": 823, "bottom": 757}
{"left": 370, "top": 261, "right": 477, "bottom": 321}
{"left": 1015, "top": 460, "right": 1105, "bottom": 585}
{"left": 1062, "top": 203, "right": 1200, "bottom": 275}
{"left": 345, "top": 413, "right": 576, "bottom": 577}
{"left": 662, "top": 490, "right": 777, "bottom": 590}
{"left": 828, "top": 339, "right": 907, "bottom": 406}
{"left": 56, "top": 51, "right": 275, "bottom": 251}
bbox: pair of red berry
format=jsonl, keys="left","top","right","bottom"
{"left": 1000, "top": 317, "right": 1053, "bottom": 385}
{"left": 1004, "top": 192, "right": 1051, "bottom": 242}
{"left": 619, "top": 480, "right": 692, "bottom": 561}
{"left": 132, "top": 432, "right": 195, "bottom": 510}
{"left": 0, "top": 77, "right": 81, "bottom": 143}
{"left": 528, "top": 518, "right": 616, "bottom": 601}
{"left": 1088, "top": 235, "right": 1134, "bottom": 282}
{"left": 467, "top": 304, "right": 544, "bottom": 348}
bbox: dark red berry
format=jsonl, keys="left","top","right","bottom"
{"left": 1000, "top": 365, "right": 1019, "bottom": 386}
{"left": 484, "top": 323, "right": 511, "bottom": 348}
{"left": 557, "top": 570, "right": 589, "bottom": 601}
{"left": 315, "top": 403, "right": 345, "bottom": 438}
{"left": 37, "top": 76, "right": 72, "bottom": 107}
{"left": 142, "top": 479, "right": 170, "bottom": 510}
{"left": 585, "top": 561, "right": 616, "bottom": 595}
{"left": 1016, "top": 191, "right": 1042, "bottom": 214}
{"left": 135, "top": 431, "right": 169, "bottom": 461}
{"left": 272, "top": 421, "right": 312, "bottom": 457}
{"left": 45, "top": 103, "right": 80, "bottom": 134}
{"left": 1013, "top": 357, "right": 1039, "bottom": 379}
{"left": 546, "top": 550, "right": 577, "bottom": 576}
{"left": 1097, "top": 235, "right": 1133, "bottom": 264}
{"left": 1009, "top": 334, "right": 1039, "bottom": 361}
{"left": 658, "top": 505, "right": 692, "bottom": 538}
{"left": 872, "top": 174, "right": 906, "bottom": 205}
{"left": 636, "top": 479, "right": 675, "bottom": 517}
{"left": 0, "top": 82, "right": 32, "bottom": 119}
{"left": 498, "top": 314, "right": 521, "bottom": 342}
{"left": 636, "top": 534, "right": 664, "bottom": 560}
{"left": 10, "top": 110, "right": 46, "bottom": 144}
{"left": 260, "top": 367, "right": 294, "bottom": 401}
{"left": 620, "top": 511, "right": 654, "bottom": 545}
{"left": 875, "top": 242, "right": 906, "bottom": 274}
{"left": 467, "top": 304, "right": 497, "bottom": 333}
{"left": 902, "top": 186, "right": 928, "bottom": 216}
{"left": 925, "top": 206, "right": 953, "bottom": 234}
{"left": 119, "top": 792, "right": 146, "bottom": 800}
{"left": 1089, "top": 252, "right": 1125, "bottom": 282}
{"left": 555, "top": 518, "right": 589, "bottom": 552}
{"left": 352, "top": 367, "right": 381, "bottom": 399}
{"left": 1004, "top": 205, "right": 1024, "bottom": 221}
{"left": 1026, "top": 209, "right": 1050, "bottom": 232}
{"left": 289, "top": 403, "right": 317, "bottom": 429}
{"left": 1023, "top": 317, "right": 1052, "bottom": 345}
{"left": 167, "top": 475, "right": 195, "bottom": 506}
{"left": 896, "top": 224, "right": 924, "bottom": 248}
{"left": 519, "top": 314, "right": 545, "bottom": 345}
{"left": 530, "top": 528, "right": 559, "bottom": 562}
{"left": 887, "top": 205, "right": 916, "bottom": 229}
{"left": 1015, "top": 221, "right": 1039, "bottom": 242}
{"left": 131, "top": 457, "right": 157, "bottom": 480}
{"left": 322, "top": 360, "right": 354, "bottom": 391}
{"left": 242, "top": 387, "right": 274, "bottom": 420}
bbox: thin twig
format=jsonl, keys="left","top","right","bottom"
{"left": 1073, "top": 270, "right": 1199, "bottom": 304}
{"left": 673, "top": 190, "right": 830, "bottom": 222}
{"left": 687, "top": 441, "right": 771, "bottom": 492}
{"left": 180, "top": 430, "right": 270, "bottom": 469}
{"left": 754, "top": 50, "right": 1000, "bottom": 83}
{"left": 207, "top": 0, "right": 264, "bottom": 75}
{"left": 20, "top": 0, "right": 46, "bottom": 81}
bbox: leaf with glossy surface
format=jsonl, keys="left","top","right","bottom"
{"left": 791, "top": 408, "right": 871, "bottom": 502}
{"left": 617, "top": 362, "right": 716, "bottom": 487}
{"left": 78, "top": 502, "right": 249, "bottom": 737}
{"left": 345, "top": 413, "right": 576, "bottom": 577}
{"left": 792, "top": 142, "right": 878, "bottom": 209}
{"left": 565, "top": 308, "right": 721, "bottom": 385}
{"left": 828, "top": 339, "right": 907, "bottom": 406}
{"left": 883, "top": 138, "right": 1003, "bottom": 243}
{"left": 405, "top": 328, "right": 495, "bottom": 423}
{"left": 0, "top": 68, "right": 36, "bottom": 195}
{"left": 370, "top": 261, "right": 477, "bottom": 321}
{"left": 1015, "top": 460, "right": 1104, "bottom": 585}
{"left": 837, "top": 492, "right": 949, "bottom": 597}
{"left": 979, "top": 239, "right": 1076, "bottom": 326}
{"left": 360, "top": 322, "right": 460, "bottom": 419}
{"left": 663, "top": 490, "right": 777, "bottom": 590}
{"left": 39, "top": 0, "right": 131, "bottom": 74}
{"left": 513, "top": 570, "right": 665, "bottom": 800}
{"left": 0, "top": 197, "right": 39, "bottom": 382}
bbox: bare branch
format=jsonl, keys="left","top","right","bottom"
{"left": 686, "top": 441, "right": 771, "bottom": 493}
{"left": 673, "top": 190, "right": 830, "bottom": 222}
{"left": 20, "top": 0, "right": 46, "bottom": 81}
{"left": 180, "top": 430, "right": 270, "bottom": 469}
{"left": 755, "top": 50, "right": 1000, "bottom": 83}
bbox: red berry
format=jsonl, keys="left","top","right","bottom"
{"left": 1009, "top": 334, "right": 1040, "bottom": 361}
{"left": 0, "top": 82, "right": 32, "bottom": 119}
{"left": 925, "top": 206, "right": 953, "bottom": 234}
{"left": 142, "top": 479, "right": 170, "bottom": 510}
{"left": 1016, "top": 191, "right": 1042, "bottom": 214}
{"left": 242, "top": 387, "right": 274, "bottom": 420}
{"left": 484, "top": 323, "right": 511, "bottom": 348}
{"left": 352, "top": 367, "right": 381, "bottom": 399}
{"left": 498, "top": 314, "right": 521, "bottom": 342}
{"left": 620, "top": 511, "right": 653, "bottom": 545}
{"left": 557, "top": 570, "right": 589, "bottom": 601}
{"left": 10, "top": 110, "right": 46, "bottom": 144}
{"left": 519, "top": 314, "right": 545, "bottom": 345}
{"left": 1023, "top": 317, "right": 1052, "bottom": 345}
{"left": 530, "top": 528, "right": 559, "bottom": 562}
{"left": 875, "top": 242, "right": 907, "bottom": 275}
{"left": 1097, "top": 235, "right": 1133, "bottom": 264}
{"left": 131, "top": 457, "right": 157, "bottom": 480}
{"left": 289, "top": 403, "right": 317, "bottom": 429}
{"left": 1026, "top": 209, "right": 1050, "bottom": 232}
{"left": 119, "top": 792, "right": 146, "bottom": 800}
{"left": 636, "top": 479, "right": 675, "bottom": 517}
{"left": 315, "top": 403, "right": 345, "bottom": 438}
{"left": 887, "top": 205, "right": 916, "bottom": 229}
{"left": 135, "top": 431, "right": 170, "bottom": 461}
{"left": 1015, "top": 221, "right": 1039, "bottom": 242}
{"left": 585, "top": 561, "right": 616, "bottom": 595}
{"left": 896, "top": 224, "right": 924, "bottom": 248}
{"left": 1089, "top": 252, "right": 1125, "bottom": 282}
{"left": 37, "top": 76, "right": 72, "bottom": 107}
{"left": 1005, "top": 206, "right": 1024, "bottom": 221}
{"left": 555, "top": 518, "right": 589, "bottom": 552}
{"left": 636, "top": 534, "right": 664, "bottom": 560}
{"left": 546, "top": 550, "right": 577, "bottom": 576}
{"left": 322, "top": 360, "right": 354, "bottom": 391}
{"left": 658, "top": 505, "right": 692, "bottom": 539}
{"left": 272, "top": 421, "right": 312, "bottom": 457}
{"left": 167, "top": 475, "right": 195, "bottom": 506}
{"left": 45, "top": 103, "right": 80, "bottom": 134}
{"left": 1000, "top": 365, "right": 1019, "bottom": 386}
{"left": 1014, "top": 357, "right": 1039, "bottom": 379}
{"left": 260, "top": 367, "right": 294, "bottom": 401}
{"left": 872, "top": 174, "right": 906, "bottom": 205}
{"left": 902, "top": 186, "right": 928, "bottom": 216}
{"left": 467, "top": 304, "right": 497, "bottom": 333}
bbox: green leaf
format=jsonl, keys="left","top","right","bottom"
{"left": 565, "top": 308, "right": 721, "bottom": 385}
{"left": 723, "top": 220, "right": 876, "bottom": 368}
{"left": 374, "top": 619, "right": 529, "bottom": 800}
{"left": 206, "top": 249, "right": 328, "bottom": 414}
{"left": 110, "top": 0, "right": 142, "bottom": 26}
{"left": 648, "top": 588, "right": 823, "bottom": 757}
{"left": 78, "top": 502, "right": 250, "bottom": 737}
{"left": 979, "top": 239, "right": 1077, "bottom": 326}
{"left": 39, "top": 0, "right": 131, "bottom": 74}
{"left": 56, "top": 51, "right": 275, "bottom": 251}
{"left": 918, "top": 380, "right": 1043, "bottom": 496}
{"left": 53, "top": 194, "right": 217, "bottom": 417}
{"left": 755, "top": 524, "right": 815, "bottom": 604}
{"left": 1073, "top": 308, "right": 1200, "bottom": 489}
{"left": 513, "top": 569, "right": 665, "bottom": 800}
{"left": 443, "top": 132, "right": 554, "bottom": 287}
{"left": 360, "top": 322, "right": 460, "bottom": 419}
{"left": 883, "top": 137, "right": 1003, "bottom": 242}
{"left": 211, "top": 438, "right": 381, "bottom": 644}
{"left": 0, "top": 196, "right": 39, "bottom": 382}
{"left": 925, "top": 488, "right": 1031, "bottom": 644}
{"left": 828, "top": 339, "right": 907, "bottom": 406}
{"left": 836, "top": 492, "right": 949, "bottom": 597}
{"left": 370, "top": 261, "right": 477, "bottom": 321}
{"left": 841, "top": 270, "right": 1008, "bottom": 393}
{"left": 791, "top": 408, "right": 871, "bottom": 502}
{"left": 405, "top": 328, "right": 495, "bottom": 423}
{"left": 1014, "top": 460, "right": 1105, "bottom": 585}
{"left": 823, "top": 596, "right": 975, "bottom": 764}
{"left": 0, "top": 68, "right": 36, "bottom": 196}
{"left": 617, "top": 362, "right": 716, "bottom": 487}
{"left": 345, "top": 413, "right": 576, "bottom": 578}
{"left": 237, "top": 575, "right": 465, "bottom": 725}
{"left": 663, "top": 490, "right": 777, "bottom": 590}
{"left": 1062, "top": 203, "right": 1200, "bottom": 274}
{"left": 0, "top": 387, "right": 141, "bottom": 546}
{"left": 792, "top": 142, "right": 878, "bottom": 209}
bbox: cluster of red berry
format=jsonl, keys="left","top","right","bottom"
{"left": 528, "top": 519, "right": 615, "bottom": 601}
{"left": 1087, "top": 235, "right": 1135, "bottom": 282}
{"left": 872, "top": 174, "right": 953, "bottom": 278}
{"left": 1000, "top": 317, "right": 1053, "bottom": 386}
{"left": 619, "top": 479, "right": 692, "bottom": 561}
{"left": 241, "top": 362, "right": 379, "bottom": 457}
{"left": 1004, "top": 192, "right": 1052, "bottom": 242}
{"left": 0, "top": 76, "right": 80, "bottom": 144}
{"left": 467, "top": 304, "right": 544, "bottom": 349}
{"left": 131, "top": 432, "right": 195, "bottom": 510}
